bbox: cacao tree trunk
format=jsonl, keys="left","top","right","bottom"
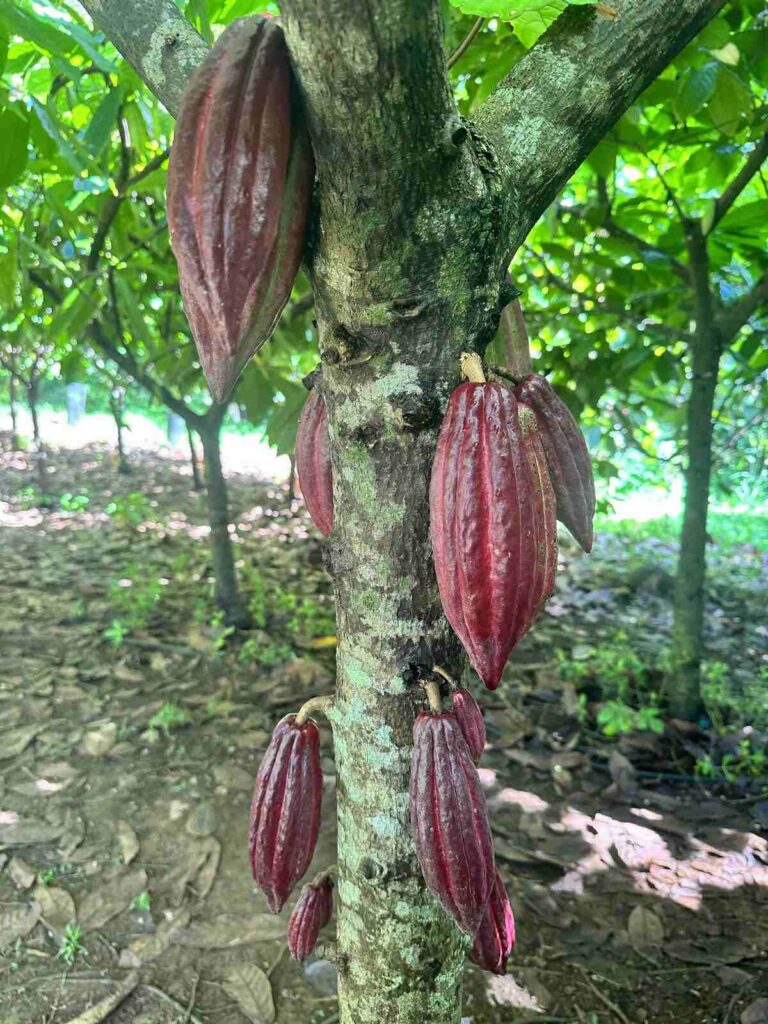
{"left": 187, "top": 423, "right": 203, "bottom": 490}
{"left": 287, "top": 452, "right": 296, "bottom": 504}
{"left": 198, "top": 408, "right": 250, "bottom": 628}
{"left": 9, "top": 375, "right": 19, "bottom": 448}
{"left": 27, "top": 376, "right": 41, "bottom": 449}
{"left": 109, "top": 389, "right": 130, "bottom": 473}
{"left": 670, "top": 224, "right": 720, "bottom": 720}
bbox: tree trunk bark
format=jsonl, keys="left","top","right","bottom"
{"left": 187, "top": 423, "right": 203, "bottom": 490}
{"left": 198, "top": 410, "right": 249, "bottom": 629}
{"left": 287, "top": 453, "right": 296, "bottom": 504}
{"left": 110, "top": 389, "right": 130, "bottom": 473}
{"left": 27, "top": 376, "right": 41, "bottom": 449}
{"left": 670, "top": 223, "right": 720, "bottom": 720}
{"left": 9, "top": 375, "right": 19, "bottom": 448}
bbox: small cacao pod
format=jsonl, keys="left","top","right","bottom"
{"left": 514, "top": 374, "right": 595, "bottom": 552}
{"left": 287, "top": 873, "right": 334, "bottom": 961}
{"left": 410, "top": 710, "right": 495, "bottom": 935}
{"left": 295, "top": 389, "right": 333, "bottom": 536}
{"left": 167, "top": 16, "right": 314, "bottom": 403}
{"left": 470, "top": 869, "right": 516, "bottom": 975}
{"left": 430, "top": 379, "right": 557, "bottom": 689}
{"left": 452, "top": 688, "right": 486, "bottom": 764}
{"left": 249, "top": 714, "right": 322, "bottom": 913}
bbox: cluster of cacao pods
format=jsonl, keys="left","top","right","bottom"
{"left": 430, "top": 352, "right": 594, "bottom": 690}
{"left": 410, "top": 678, "right": 516, "bottom": 974}
{"left": 168, "top": 16, "right": 313, "bottom": 403}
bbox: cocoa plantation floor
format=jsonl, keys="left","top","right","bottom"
{"left": 0, "top": 438, "right": 766, "bottom": 1024}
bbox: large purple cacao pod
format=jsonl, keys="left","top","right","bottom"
{"left": 430, "top": 381, "right": 557, "bottom": 689}
{"left": 295, "top": 388, "right": 333, "bottom": 536}
{"left": 409, "top": 711, "right": 495, "bottom": 935}
{"left": 452, "top": 687, "right": 486, "bottom": 764}
{"left": 514, "top": 374, "right": 595, "bottom": 552}
{"left": 248, "top": 714, "right": 322, "bottom": 913}
{"left": 167, "top": 16, "right": 314, "bottom": 403}
{"left": 287, "top": 873, "right": 333, "bottom": 961}
{"left": 470, "top": 869, "right": 516, "bottom": 974}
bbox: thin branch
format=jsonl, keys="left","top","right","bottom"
{"left": 124, "top": 146, "right": 170, "bottom": 190}
{"left": 475, "top": 0, "right": 727, "bottom": 256}
{"left": 601, "top": 215, "right": 689, "bottom": 283}
{"left": 447, "top": 17, "right": 484, "bottom": 69}
{"left": 708, "top": 132, "right": 768, "bottom": 234}
{"left": 716, "top": 272, "right": 768, "bottom": 343}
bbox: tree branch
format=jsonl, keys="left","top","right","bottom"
{"left": 708, "top": 132, "right": 768, "bottom": 234}
{"left": 76, "top": 0, "right": 208, "bottom": 117}
{"left": 476, "top": 0, "right": 727, "bottom": 256}
{"left": 716, "top": 272, "right": 768, "bottom": 343}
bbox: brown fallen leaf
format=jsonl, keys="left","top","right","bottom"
{"left": 627, "top": 905, "right": 664, "bottom": 949}
{"left": 8, "top": 856, "right": 36, "bottom": 890}
{"left": 224, "top": 963, "right": 275, "bottom": 1024}
{"left": 174, "top": 913, "right": 286, "bottom": 948}
{"left": 119, "top": 908, "right": 191, "bottom": 967}
{"left": 0, "top": 903, "right": 40, "bottom": 945}
{"left": 61, "top": 970, "right": 139, "bottom": 1024}
{"left": 34, "top": 884, "right": 76, "bottom": 939}
{"left": 78, "top": 868, "right": 148, "bottom": 931}
{"left": 742, "top": 999, "right": 768, "bottom": 1024}
{"left": 114, "top": 820, "right": 140, "bottom": 865}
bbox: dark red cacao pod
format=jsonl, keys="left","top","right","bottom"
{"left": 430, "top": 382, "right": 558, "bottom": 689}
{"left": 452, "top": 688, "right": 486, "bottom": 764}
{"left": 295, "top": 389, "right": 333, "bottom": 536}
{"left": 514, "top": 374, "right": 595, "bottom": 552}
{"left": 470, "top": 869, "right": 516, "bottom": 975}
{"left": 167, "top": 16, "right": 314, "bottom": 403}
{"left": 409, "top": 711, "right": 495, "bottom": 935}
{"left": 287, "top": 873, "right": 333, "bottom": 961}
{"left": 249, "top": 714, "right": 322, "bottom": 913}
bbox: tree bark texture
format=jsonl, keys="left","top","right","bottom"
{"left": 198, "top": 410, "right": 249, "bottom": 628}
{"left": 9, "top": 376, "right": 19, "bottom": 448}
{"left": 670, "top": 223, "right": 720, "bottom": 720}
{"left": 84, "top": 1, "right": 727, "bottom": 1020}
{"left": 188, "top": 423, "right": 203, "bottom": 490}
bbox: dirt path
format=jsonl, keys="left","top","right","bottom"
{"left": 0, "top": 439, "right": 766, "bottom": 1024}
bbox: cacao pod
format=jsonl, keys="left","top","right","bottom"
{"left": 249, "top": 714, "right": 322, "bottom": 913}
{"left": 167, "top": 16, "right": 314, "bottom": 403}
{"left": 295, "top": 388, "right": 333, "bottom": 536}
{"left": 452, "top": 687, "right": 486, "bottom": 764}
{"left": 470, "top": 869, "right": 516, "bottom": 975}
{"left": 409, "top": 710, "right": 495, "bottom": 935}
{"left": 287, "top": 873, "right": 333, "bottom": 961}
{"left": 430, "top": 380, "right": 557, "bottom": 689}
{"left": 514, "top": 374, "right": 595, "bottom": 552}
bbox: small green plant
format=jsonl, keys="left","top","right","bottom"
{"left": 104, "top": 565, "right": 163, "bottom": 644}
{"left": 210, "top": 610, "right": 236, "bottom": 651}
{"left": 57, "top": 924, "right": 86, "bottom": 966}
{"left": 17, "top": 484, "right": 43, "bottom": 510}
{"left": 105, "top": 491, "right": 153, "bottom": 528}
{"left": 694, "top": 754, "right": 718, "bottom": 778}
{"left": 103, "top": 618, "right": 127, "bottom": 647}
{"left": 148, "top": 702, "right": 188, "bottom": 738}
{"left": 59, "top": 491, "right": 89, "bottom": 512}
{"left": 131, "top": 890, "right": 151, "bottom": 912}
{"left": 37, "top": 867, "right": 58, "bottom": 886}
{"left": 238, "top": 635, "right": 294, "bottom": 667}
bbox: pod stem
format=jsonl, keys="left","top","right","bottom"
{"left": 423, "top": 679, "right": 444, "bottom": 714}
{"left": 296, "top": 695, "right": 335, "bottom": 726}
{"left": 460, "top": 351, "right": 486, "bottom": 384}
{"left": 500, "top": 297, "right": 532, "bottom": 379}
{"left": 433, "top": 665, "right": 457, "bottom": 689}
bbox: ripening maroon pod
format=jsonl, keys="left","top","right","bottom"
{"left": 287, "top": 871, "right": 334, "bottom": 961}
{"left": 295, "top": 388, "right": 333, "bottom": 536}
{"left": 514, "top": 374, "right": 595, "bottom": 552}
{"left": 470, "top": 870, "right": 516, "bottom": 975}
{"left": 430, "top": 352, "right": 558, "bottom": 689}
{"left": 409, "top": 682, "right": 495, "bottom": 935}
{"left": 248, "top": 710, "right": 322, "bottom": 913}
{"left": 167, "top": 16, "right": 314, "bottom": 403}
{"left": 452, "top": 686, "right": 486, "bottom": 765}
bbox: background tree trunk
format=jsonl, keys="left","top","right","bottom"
{"left": 109, "top": 388, "right": 130, "bottom": 473}
{"left": 8, "top": 375, "right": 19, "bottom": 448}
{"left": 27, "top": 376, "right": 41, "bottom": 449}
{"left": 670, "top": 223, "right": 720, "bottom": 720}
{"left": 188, "top": 423, "right": 203, "bottom": 491}
{"left": 198, "top": 408, "right": 249, "bottom": 628}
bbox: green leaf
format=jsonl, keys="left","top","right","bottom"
{"left": 586, "top": 138, "right": 617, "bottom": 180}
{"left": 449, "top": 0, "right": 594, "bottom": 46}
{"left": 82, "top": 86, "right": 124, "bottom": 157}
{"left": 0, "top": 0, "right": 76, "bottom": 57}
{"left": 29, "top": 98, "right": 86, "bottom": 173}
{"left": 673, "top": 62, "right": 717, "bottom": 120}
{"left": 47, "top": 286, "right": 98, "bottom": 342}
{"left": 707, "top": 66, "right": 751, "bottom": 136}
{"left": 0, "top": 232, "right": 18, "bottom": 308}
{"left": 186, "top": 0, "right": 213, "bottom": 44}
{"left": 0, "top": 21, "right": 9, "bottom": 76}
{"left": 0, "top": 103, "right": 29, "bottom": 189}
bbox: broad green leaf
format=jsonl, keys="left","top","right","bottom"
{"left": 0, "top": 21, "right": 8, "bottom": 76}
{"left": 0, "top": 0, "right": 76, "bottom": 57}
{"left": 449, "top": 0, "right": 593, "bottom": 18}
{"left": 47, "top": 285, "right": 98, "bottom": 342}
{"left": 186, "top": 0, "right": 213, "bottom": 44}
{"left": 0, "top": 232, "right": 18, "bottom": 307}
{"left": 586, "top": 138, "right": 617, "bottom": 180}
{"left": 673, "top": 63, "right": 717, "bottom": 120}
{"left": 82, "top": 86, "right": 125, "bottom": 157}
{"left": 29, "top": 98, "right": 85, "bottom": 172}
{"left": 0, "top": 104, "right": 29, "bottom": 188}
{"left": 707, "top": 66, "right": 751, "bottom": 136}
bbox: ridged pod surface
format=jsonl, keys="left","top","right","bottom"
{"left": 249, "top": 714, "right": 322, "bottom": 913}
{"left": 430, "top": 382, "right": 558, "bottom": 689}
{"left": 167, "top": 16, "right": 314, "bottom": 402}
{"left": 515, "top": 374, "right": 595, "bottom": 552}
{"left": 295, "top": 388, "right": 333, "bottom": 536}
{"left": 470, "top": 870, "right": 516, "bottom": 975}
{"left": 409, "top": 711, "right": 495, "bottom": 935}
{"left": 452, "top": 688, "right": 486, "bottom": 764}
{"left": 287, "top": 874, "right": 334, "bottom": 961}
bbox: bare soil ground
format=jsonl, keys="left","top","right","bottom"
{"left": 0, "top": 437, "right": 766, "bottom": 1024}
